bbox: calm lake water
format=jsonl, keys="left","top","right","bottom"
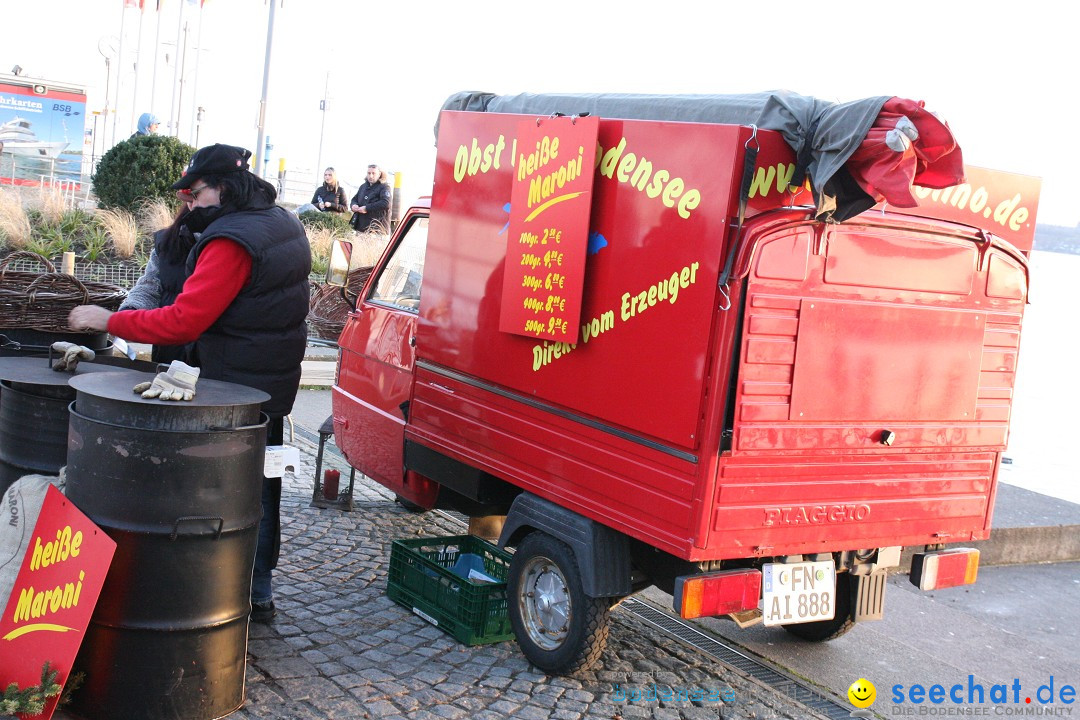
{"left": 1002, "top": 249, "right": 1080, "bottom": 505}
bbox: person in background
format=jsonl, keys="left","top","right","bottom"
{"left": 349, "top": 163, "right": 391, "bottom": 233}
{"left": 311, "top": 167, "right": 348, "bottom": 212}
{"left": 69, "top": 143, "right": 311, "bottom": 624}
{"left": 130, "top": 112, "right": 160, "bottom": 139}
{"left": 119, "top": 193, "right": 195, "bottom": 363}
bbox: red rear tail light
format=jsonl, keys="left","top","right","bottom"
{"left": 910, "top": 548, "right": 979, "bottom": 591}
{"left": 674, "top": 569, "right": 761, "bottom": 619}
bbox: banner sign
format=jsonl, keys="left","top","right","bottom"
{"left": 500, "top": 115, "right": 599, "bottom": 343}
{"left": 882, "top": 165, "right": 1041, "bottom": 253}
{"left": 0, "top": 82, "right": 86, "bottom": 160}
{"left": 0, "top": 486, "right": 115, "bottom": 720}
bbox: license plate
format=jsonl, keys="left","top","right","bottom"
{"left": 762, "top": 560, "right": 835, "bottom": 626}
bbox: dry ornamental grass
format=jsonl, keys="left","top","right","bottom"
{"left": 0, "top": 189, "right": 32, "bottom": 248}
{"left": 36, "top": 186, "right": 66, "bottom": 227}
{"left": 95, "top": 207, "right": 140, "bottom": 259}
{"left": 350, "top": 229, "right": 391, "bottom": 268}
{"left": 138, "top": 198, "right": 175, "bottom": 235}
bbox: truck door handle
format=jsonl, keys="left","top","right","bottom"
{"left": 409, "top": 335, "right": 416, "bottom": 347}
{"left": 430, "top": 383, "right": 454, "bottom": 395}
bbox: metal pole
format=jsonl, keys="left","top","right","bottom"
{"left": 188, "top": 3, "right": 204, "bottom": 144}
{"left": 169, "top": 0, "right": 185, "bottom": 137}
{"left": 97, "top": 56, "right": 110, "bottom": 162}
{"left": 254, "top": 0, "right": 277, "bottom": 177}
{"left": 111, "top": 7, "right": 128, "bottom": 147}
{"left": 316, "top": 71, "right": 329, "bottom": 175}
{"left": 391, "top": 171, "right": 403, "bottom": 231}
{"left": 177, "top": 20, "right": 189, "bottom": 136}
{"left": 150, "top": 0, "right": 163, "bottom": 113}
{"left": 130, "top": 6, "right": 145, "bottom": 133}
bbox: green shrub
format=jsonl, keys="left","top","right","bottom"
{"left": 60, "top": 208, "right": 93, "bottom": 237}
{"left": 93, "top": 135, "right": 195, "bottom": 212}
{"left": 310, "top": 253, "right": 329, "bottom": 277}
{"left": 82, "top": 224, "right": 110, "bottom": 262}
{"left": 22, "top": 234, "right": 54, "bottom": 258}
{"left": 299, "top": 209, "right": 352, "bottom": 234}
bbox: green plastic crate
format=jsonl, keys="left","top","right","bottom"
{"left": 386, "top": 534, "right": 514, "bottom": 646}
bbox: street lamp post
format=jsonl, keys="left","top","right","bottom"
{"left": 316, "top": 72, "right": 329, "bottom": 176}
{"left": 195, "top": 106, "right": 204, "bottom": 147}
{"left": 253, "top": 0, "right": 277, "bottom": 178}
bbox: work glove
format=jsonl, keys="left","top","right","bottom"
{"left": 51, "top": 342, "right": 96, "bottom": 372}
{"left": 133, "top": 360, "right": 201, "bottom": 401}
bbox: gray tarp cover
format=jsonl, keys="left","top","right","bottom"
{"left": 439, "top": 91, "right": 891, "bottom": 222}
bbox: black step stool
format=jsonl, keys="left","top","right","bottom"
{"left": 310, "top": 414, "right": 356, "bottom": 511}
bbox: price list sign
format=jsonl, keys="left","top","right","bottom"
{"left": 500, "top": 114, "right": 598, "bottom": 342}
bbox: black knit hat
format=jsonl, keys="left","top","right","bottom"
{"left": 172, "top": 143, "right": 252, "bottom": 190}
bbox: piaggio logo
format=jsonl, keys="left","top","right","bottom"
{"left": 763, "top": 504, "right": 871, "bottom": 527}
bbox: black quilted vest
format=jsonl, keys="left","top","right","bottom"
{"left": 185, "top": 205, "right": 310, "bottom": 417}
{"left": 150, "top": 226, "right": 195, "bottom": 364}
{"left": 156, "top": 229, "right": 190, "bottom": 309}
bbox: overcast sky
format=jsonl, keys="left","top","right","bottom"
{"left": 6, "top": 0, "right": 1078, "bottom": 227}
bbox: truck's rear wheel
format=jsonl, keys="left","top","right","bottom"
{"left": 508, "top": 532, "right": 609, "bottom": 673}
{"left": 782, "top": 572, "right": 855, "bottom": 641}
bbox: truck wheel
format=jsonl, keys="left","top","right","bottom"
{"left": 782, "top": 572, "right": 855, "bottom": 641}
{"left": 508, "top": 532, "right": 610, "bottom": 673}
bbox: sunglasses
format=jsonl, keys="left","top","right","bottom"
{"left": 188, "top": 184, "right": 210, "bottom": 200}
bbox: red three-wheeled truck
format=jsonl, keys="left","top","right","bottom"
{"left": 324, "top": 92, "right": 1039, "bottom": 673}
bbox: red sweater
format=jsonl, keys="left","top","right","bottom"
{"left": 108, "top": 239, "right": 252, "bottom": 345}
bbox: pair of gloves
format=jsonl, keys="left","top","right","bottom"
{"left": 51, "top": 342, "right": 96, "bottom": 372}
{"left": 134, "top": 360, "right": 201, "bottom": 402}
{"left": 50, "top": 342, "right": 200, "bottom": 402}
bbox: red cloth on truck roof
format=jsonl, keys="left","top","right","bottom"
{"left": 846, "top": 97, "right": 965, "bottom": 208}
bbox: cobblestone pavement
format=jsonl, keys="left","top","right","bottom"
{"left": 221, "top": 437, "right": 828, "bottom": 720}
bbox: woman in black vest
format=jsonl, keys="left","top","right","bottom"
{"left": 118, "top": 202, "right": 196, "bottom": 363}
{"left": 70, "top": 144, "right": 311, "bottom": 624}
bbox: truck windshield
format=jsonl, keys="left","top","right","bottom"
{"left": 368, "top": 216, "right": 429, "bottom": 312}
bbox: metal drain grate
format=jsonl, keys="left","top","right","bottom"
{"left": 621, "top": 598, "right": 857, "bottom": 720}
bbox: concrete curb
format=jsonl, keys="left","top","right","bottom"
{"left": 898, "top": 523, "right": 1080, "bottom": 572}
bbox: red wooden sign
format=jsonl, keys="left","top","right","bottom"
{"left": 0, "top": 485, "right": 115, "bottom": 720}
{"left": 880, "top": 165, "right": 1041, "bottom": 253}
{"left": 500, "top": 114, "right": 599, "bottom": 343}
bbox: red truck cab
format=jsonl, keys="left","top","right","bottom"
{"left": 329, "top": 97, "right": 1037, "bottom": 673}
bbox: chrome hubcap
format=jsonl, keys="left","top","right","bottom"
{"left": 518, "top": 555, "right": 570, "bottom": 651}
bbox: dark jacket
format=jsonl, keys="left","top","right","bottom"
{"left": 186, "top": 205, "right": 311, "bottom": 417}
{"left": 311, "top": 183, "right": 348, "bottom": 212}
{"left": 150, "top": 224, "right": 196, "bottom": 364}
{"left": 349, "top": 180, "right": 391, "bottom": 232}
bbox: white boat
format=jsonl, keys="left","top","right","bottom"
{"left": 0, "top": 116, "right": 68, "bottom": 159}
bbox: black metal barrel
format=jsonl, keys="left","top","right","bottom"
{"left": 0, "top": 327, "right": 110, "bottom": 358}
{"left": 0, "top": 357, "right": 145, "bottom": 497}
{"left": 65, "top": 371, "right": 270, "bottom": 720}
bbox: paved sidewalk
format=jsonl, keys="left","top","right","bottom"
{"left": 228, "top": 435, "right": 821, "bottom": 720}
{"left": 54, "top": 381, "right": 1079, "bottom": 720}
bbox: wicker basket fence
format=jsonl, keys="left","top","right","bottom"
{"left": 0, "top": 251, "right": 127, "bottom": 332}
{"left": 307, "top": 266, "right": 373, "bottom": 341}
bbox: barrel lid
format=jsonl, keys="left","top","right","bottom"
{"left": 69, "top": 371, "right": 270, "bottom": 431}
{"left": 0, "top": 356, "right": 130, "bottom": 386}
{"left": 70, "top": 371, "right": 270, "bottom": 406}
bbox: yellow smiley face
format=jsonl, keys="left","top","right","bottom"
{"left": 848, "top": 678, "right": 876, "bottom": 708}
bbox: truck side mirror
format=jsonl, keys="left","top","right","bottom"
{"left": 326, "top": 239, "right": 353, "bottom": 287}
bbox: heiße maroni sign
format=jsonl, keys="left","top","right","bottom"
{"left": 0, "top": 485, "right": 115, "bottom": 720}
